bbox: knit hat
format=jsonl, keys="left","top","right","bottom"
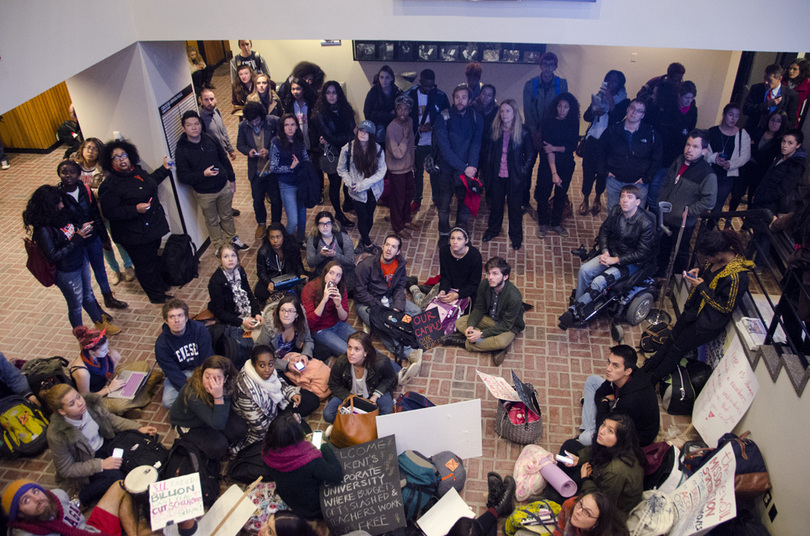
{"left": 73, "top": 325, "right": 106, "bottom": 350}
{"left": 3, "top": 480, "right": 43, "bottom": 521}
{"left": 357, "top": 120, "right": 376, "bottom": 135}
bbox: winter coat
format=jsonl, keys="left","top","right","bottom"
{"left": 328, "top": 353, "right": 397, "bottom": 401}
{"left": 98, "top": 165, "right": 171, "bottom": 246}
{"left": 337, "top": 142, "right": 386, "bottom": 204}
{"left": 354, "top": 252, "right": 408, "bottom": 311}
{"left": 597, "top": 120, "right": 663, "bottom": 184}
{"left": 593, "top": 369, "right": 660, "bottom": 446}
{"left": 658, "top": 155, "right": 717, "bottom": 228}
{"left": 207, "top": 267, "right": 261, "bottom": 327}
{"left": 598, "top": 205, "right": 657, "bottom": 267}
{"left": 175, "top": 132, "right": 235, "bottom": 193}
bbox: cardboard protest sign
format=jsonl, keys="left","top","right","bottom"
{"left": 320, "top": 435, "right": 405, "bottom": 536}
{"left": 670, "top": 442, "right": 737, "bottom": 536}
{"left": 693, "top": 337, "right": 759, "bottom": 448}
{"left": 412, "top": 309, "right": 443, "bottom": 350}
{"left": 149, "top": 473, "right": 205, "bottom": 530}
{"left": 476, "top": 370, "right": 521, "bottom": 401}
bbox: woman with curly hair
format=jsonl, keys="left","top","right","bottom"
{"left": 784, "top": 58, "right": 810, "bottom": 126}
{"left": 536, "top": 92, "right": 581, "bottom": 238}
{"left": 169, "top": 355, "right": 247, "bottom": 459}
{"left": 97, "top": 139, "right": 172, "bottom": 303}
{"left": 314, "top": 81, "right": 357, "bottom": 228}
{"left": 22, "top": 184, "right": 120, "bottom": 333}
{"left": 301, "top": 260, "right": 355, "bottom": 358}
{"left": 281, "top": 77, "right": 317, "bottom": 152}
{"left": 254, "top": 223, "right": 307, "bottom": 305}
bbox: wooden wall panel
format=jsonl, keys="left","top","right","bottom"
{"left": 0, "top": 82, "right": 72, "bottom": 150}
{"left": 202, "top": 41, "right": 226, "bottom": 65}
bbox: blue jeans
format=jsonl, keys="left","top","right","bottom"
{"left": 313, "top": 321, "right": 357, "bottom": 357}
{"left": 323, "top": 388, "right": 397, "bottom": 423}
{"left": 578, "top": 375, "right": 604, "bottom": 446}
{"left": 606, "top": 176, "right": 648, "bottom": 212}
{"left": 162, "top": 370, "right": 194, "bottom": 408}
{"left": 85, "top": 235, "right": 111, "bottom": 294}
{"left": 55, "top": 263, "right": 103, "bottom": 328}
{"left": 645, "top": 167, "right": 668, "bottom": 216}
{"left": 356, "top": 301, "right": 421, "bottom": 358}
{"left": 102, "top": 221, "right": 132, "bottom": 272}
{"left": 279, "top": 181, "right": 306, "bottom": 241}
{"left": 575, "top": 257, "right": 639, "bottom": 303}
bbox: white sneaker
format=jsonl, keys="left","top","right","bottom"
{"left": 397, "top": 361, "right": 421, "bottom": 386}
{"left": 324, "top": 425, "right": 333, "bottom": 439}
{"left": 232, "top": 235, "right": 249, "bottom": 250}
{"left": 0, "top": 160, "right": 9, "bottom": 170}
{"left": 408, "top": 348, "right": 423, "bottom": 365}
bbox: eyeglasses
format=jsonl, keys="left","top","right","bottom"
{"left": 318, "top": 221, "right": 332, "bottom": 226}
{"left": 575, "top": 500, "right": 598, "bottom": 519}
{"left": 628, "top": 106, "right": 646, "bottom": 115}
{"left": 112, "top": 153, "right": 129, "bottom": 161}
{"left": 279, "top": 307, "right": 297, "bottom": 315}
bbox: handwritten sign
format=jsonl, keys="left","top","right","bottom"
{"left": 670, "top": 442, "right": 737, "bottom": 536}
{"left": 476, "top": 370, "right": 521, "bottom": 401}
{"left": 149, "top": 473, "right": 205, "bottom": 530}
{"left": 320, "top": 435, "right": 405, "bottom": 536}
{"left": 693, "top": 338, "right": 759, "bottom": 447}
{"left": 412, "top": 309, "right": 443, "bottom": 350}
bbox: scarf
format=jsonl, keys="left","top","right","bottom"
{"left": 10, "top": 489, "right": 114, "bottom": 536}
{"left": 223, "top": 267, "right": 252, "bottom": 318}
{"left": 79, "top": 350, "right": 114, "bottom": 380}
{"left": 586, "top": 87, "right": 628, "bottom": 140}
{"left": 262, "top": 440, "right": 322, "bottom": 472}
{"left": 243, "top": 360, "right": 286, "bottom": 408}
{"left": 688, "top": 256, "right": 755, "bottom": 315}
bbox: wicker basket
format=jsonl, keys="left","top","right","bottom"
{"left": 495, "top": 398, "right": 543, "bottom": 445}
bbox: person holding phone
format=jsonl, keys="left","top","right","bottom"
{"left": 306, "top": 211, "right": 356, "bottom": 293}
{"left": 706, "top": 103, "right": 751, "bottom": 224}
{"left": 301, "top": 261, "right": 356, "bottom": 358}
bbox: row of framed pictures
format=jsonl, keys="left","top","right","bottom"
{"left": 352, "top": 41, "right": 547, "bottom": 64}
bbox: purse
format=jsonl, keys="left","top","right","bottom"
{"left": 495, "top": 390, "right": 543, "bottom": 445}
{"left": 329, "top": 394, "right": 379, "bottom": 449}
{"left": 24, "top": 237, "right": 57, "bottom": 287}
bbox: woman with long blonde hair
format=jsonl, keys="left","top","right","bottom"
{"left": 482, "top": 99, "right": 536, "bottom": 250}
{"left": 247, "top": 73, "right": 282, "bottom": 117}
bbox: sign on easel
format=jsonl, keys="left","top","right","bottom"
{"left": 149, "top": 473, "right": 205, "bottom": 530}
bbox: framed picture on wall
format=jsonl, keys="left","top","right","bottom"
{"left": 352, "top": 41, "right": 547, "bottom": 64}
{"left": 502, "top": 45, "right": 520, "bottom": 64}
{"left": 522, "top": 44, "right": 547, "bottom": 64}
{"left": 379, "top": 42, "right": 395, "bottom": 61}
{"left": 418, "top": 43, "right": 438, "bottom": 62}
{"left": 461, "top": 43, "right": 480, "bottom": 63}
{"left": 482, "top": 43, "right": 502, "bottom": 63}
{"left": 354, "top": 42, "right": 378, "bottom": 61}
{"left": 397, "top": 41, "right": 416, "bottom": 62}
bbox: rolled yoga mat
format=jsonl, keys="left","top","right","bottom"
{"left": 538, "top": 458, "right": 578, "bottom": 497}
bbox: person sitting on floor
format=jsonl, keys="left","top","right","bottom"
{"left": 443, "top": 256, "right": 525, "bottom": 366}
{"left": 553, "top": 492, "right": 630, "bottom": 536}
{"left": 558, "top": 184, "right": 656, "bottom": 330}
{"left": 445, "top": 472, "right": 515, "bottom": 536}
{"left": 254, "top": 223, "right": 307, "bottom": 306}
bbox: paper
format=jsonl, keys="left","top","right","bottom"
{"left": 416, "top": 488, "right": 474, "bottom": 536}
{"left": 670, "top": 443, "right": 737, "bottom": 536}
{"left": 376, "top": 399, "right": 483, "bottom": 458}
{"left": 149, "top": 473, "right": 204, "bottom": 530}
{"left": 693, "top": 338, "right": 759, "bottom": 448}
{"left": 197, "top": 484, "right": 260, "bottom": 536}
{"left": 476, "top": 370, "right": 521, "bottom": 401}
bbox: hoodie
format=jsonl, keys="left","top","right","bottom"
{"left": 594, "top": 369, "right": 660, "bottom": 446}
{"left": 154, "top": 320, "right": 214, "bottom": 390}
{"left": 175, "top": 132, "right": 235, "bottom": 193}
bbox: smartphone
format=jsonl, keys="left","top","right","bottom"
{"left": 327, "top": 281, "right": 335, "bottom": 288}
{"left": 294, "top": 361, "right": 305, "bottom": 371}
{"left": 311, "top": 430, "right": 323, "bottom": 449}
{"left": 112, "top": 448, "right": 124, "bottom": 459}
{"left": 211, "top": 167, "right": 219, "bottom": 172}
{"left": 321, "top": 246, "right": 330, "bottom": 253}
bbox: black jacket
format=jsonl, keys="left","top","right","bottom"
{"left": 649, "top": 101, "right": 698, "bottom": 167}
{"left": 752, "top": 152, "right": 807, "bottom": 215}
{"left": 744, "top": 83, "right": 799, "bottom": 129}
{"left": 328, "top": 353, "right": 397, "bottom": 401}
{"left": 598, "top": 205, "right": 657, "bottom": 266}
{"left": 598, "top": 120, "right": 663, "bottom": 184}
{"left": 255, "top": 242, "right": 306, "bottom": 289}
{"left": 313, "top": 106, "right": 356, "bottom": 150}
{"left": 404, "top": 86, "right": 450, "bottom": 143}
{"left": 207, "top": 267, "right": 261, "bottom": 326}
{"left": 484, "top": 126, "right": 536, "bottom": 184}
{"left": 658, "top": 155, "right": 717, "bottom": 228}
{"left": 34, "top": 222, "right": 85, "bottom": 272}
{"left": 364, "top": 84, "right": 403, "bottom": 127}
{"left": 594, "top": 369, "right": 660, "bottom": 446}
{"left": 354, "top": 252, "right": 408, "bottom": 311}
{"left": 98, "top": 165, "right": 171, "bottom": 246}
{"left": 58, "top": 182, "right": 109, "bottom": 245}
{"left": 175, "top": 132, "right": 235, "bottom": 193}
{"left": 236, "top": 116, "right": 279, "bottom": 179}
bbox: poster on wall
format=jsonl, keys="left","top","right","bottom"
{"left": 353, "top": 41, "right": 545, "bottom": 64}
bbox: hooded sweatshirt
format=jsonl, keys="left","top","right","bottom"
{"left": 154, "top": 320, "right": 214, "bottom": 390}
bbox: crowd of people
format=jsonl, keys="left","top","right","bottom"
{"left": 8, "top": 46, "right": 809, "bottom": 536}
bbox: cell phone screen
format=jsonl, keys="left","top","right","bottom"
{"left": 311, "top": 430, "right": 323, "bottom": 449}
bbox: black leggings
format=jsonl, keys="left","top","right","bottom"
{"left": 640, "top": 316, "right": 722, "bottom": 382}
{"left": 354, "top": 192, "right": 377, "bottom": 246}
{"left": 81, "top": 439, "right": 125, "bottom": 506}
{"left": 581, "top": 136, "right": 605, "bottom": 197}
{"left": 326, "top": 173, "right": 350, "bottom": 222}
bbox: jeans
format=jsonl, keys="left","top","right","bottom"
{"left": 575, "top": 256, "right": 638, "bottom": 302}
{"left": 85, "top": 235, "right": 111, "bottom": 294}
{"left": 278, "top": 181, "right": 307, "bottom": 241}
{"left": 194, "top": 182, "right": 236, "bottom": 253}
{"left": 354, "top": 192, "right": 377, "bottom": 246}
{"left": 250, "top": 173, "right": 281, "bottom": 225}
{"left": 577, "top": 375, "right": 604, "bottom": 446}
{"left": 413, "top": 145, "right": 431, "bottom": 203}
{"left": 432, "top": 172, "right": 469, "bottom": 235}
{"left": 313, "top": 321, "right": 357, "bottom": 357}
{"left": 486, "top": 175, "right": 524, "bottom": 245}
{"left": 162, "top": 370, "right": 194, "bottom": 408}
{"left": 356, "top": 300, "right": 421, "bottom": 358}
{"left": 606, "top": 176, "right": 647, "bottom": 212}
{"left": 323, "top": 390, "right": 396, "bottom": 423}
{"left": 55, "top": 263, "right": 103, "bottom": 328}
{"left": 102, "top": 221, "right": 132, "bottom": 272}
{"left": 645, "top": 167, "right": 668, "bottom": 216}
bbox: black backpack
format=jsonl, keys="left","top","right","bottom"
{"left": 21, "top": 357, "right": 73, "bottom": 413}
{"left": 160, "top": 234, "right": 198, "bottom": 287}
{"left": 108, "top": 430, "right": 169, "bottom": 473}
{"left": 227, "top": 441, "right": 274, "bottom": 484}
{"left": 161, "top": 439, "right": 219, "bottom": 507}
{"left": 0, "top": 395, "right": 49, "bottom": 459}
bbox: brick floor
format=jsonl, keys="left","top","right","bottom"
{"left": 0, "top": 64, "right": 691, "bottom": 526}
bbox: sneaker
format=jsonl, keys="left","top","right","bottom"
{"left": 537, "top": 225, "right": 548, "bottom": 238}
{"left": 109, "top": 271, "right": 121, "bottom": 286}
{"left": 124, "top": 267, "right": 136, "bottom": 282}
{"left": 324, "top": 425, "right": 333, "bottom": 439}
{"left": 550, "top": 225, "right": 569, "bottom": 237}
{"left": 232, "top": 236, "right": 249, "bottom": 250}
{"left": 408, "top": 348, "right": 423, "bottom": 365}
{"left": 354, "top": 242, "right": 365, "bottom": 255}
{"left": 232, "top": 208, "right": 241, "bottom": 217}
{"left": 491, "top": 348, "right": 508, "bottom": 366}
{"left": 397, "top": 361, "right": 421, "bottom": 386}
{"left": 0, "top": 160, "right": 9, "bottom": 170}
{"left": 558, "top": 310, "right": 575, "bottom": 331}
{"left": 405, "top": 276, "right": 419, "bottom": 289}
{"left": 364, "top": 243, "right": 380, "bottom": 254}
{"left": 255, "top": 224, "right": 266, "bottom": 239}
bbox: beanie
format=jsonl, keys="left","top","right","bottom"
{"left": 2, "top": 480, "right": 43, "bottom": 521}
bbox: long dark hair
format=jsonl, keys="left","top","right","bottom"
{"left": 268, "top": 510, "right": 318, "bottom": 536}
{"left": 263, "top": 222, "right": 299, "bottom": 260}
{"left": 352, "top": 132, "right": 379, "bottom": 178}
{"left": 544, "top": 92, "right": 581, "bottom": 135}
{"left": 75, "top": 137, "right": 104, "bottom": 168}
{"left": 697, "top": 229, "right": 747, "bottom": 258}
{"left": 286, "top": 77, "right": 316, "bottom": 108}
{"left": 272, "top": 294, "right": 307, "bottom": 334}
{"left": 99, "top": 139, "right": 140, "bottom": 173}
{"left": 309, "top": 210, "right": 343, "bottom": 239}
{"left": 232, "top": 64, "right": 256, "bottom": 105}
{"left": 313, "top": 260, "right": 345, "bottom": 305}
{"left": 315, "top": 80, "right": 355, "bottom": 119}
{"left": 447, "top": 517, "right": 483, "bottom": 536}
{"left": 590, "top": 412, "right": 645, "bottom": 471}
{"left": 263, "top": 409, "right": 305, "bottom": 452}
{"left": 22, "top": 185, "right": 62, "bottom": 231}
{"left": 277, "top": 113, "right": 305, "bottom": 153}
{"left": 347, "top": 331, "right": 378, "bottom": 370}
{"left": 575, "top": 492, "right": 630, "bottom": 536}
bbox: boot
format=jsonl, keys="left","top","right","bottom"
{"left": 493, "top": 476, "right": 516, "bottom": 517}
{"left": 591, "top": 195, "right": 602, "bottom": 215}
{"left": 486, "top": 472, "right": 504, "bottom": 508}
{"left": 124, "top": 267, "right": 136, "bottom": 282}
{"left": 492, "top": 347, "right": 508, "bottom": 366}
{"left": 109, "top": 271, "right": 122, "bottom": 286}
{"left": 578, "top": 197, "right": 590, "bottom": 215}
{"left": 442, "top": 333, "right": 467, "bottom": 348}
{"left": 103, "top": 292, "right": 128, "bottom": 310}
{"left": 94, "top": 315, "right": 121, "bottom": 336}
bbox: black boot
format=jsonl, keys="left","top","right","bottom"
{"left": 493, "top": 476, "right": 516, "bottom": 517}
{"left": 442, "top": 333, "right": 467, "bottom": 347}
{"left": 485, "top": 472, "right": 503, "bottom": 508}
{"left": 103, "top": 292, "right": 128, "bottom": 309}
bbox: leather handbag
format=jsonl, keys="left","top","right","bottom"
{"left": 24, "top": 237, "right": 57, "bottom": 287}
{"left": 329, "top": 394, "right": 379, "bottom": 449}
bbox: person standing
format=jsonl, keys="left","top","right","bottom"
{"left": 237, "top": 101, "right": 280, "bottom": 239}
{"left": 706, "top": 103, "right": 751, "bottom": 222}
{"left": 229, "top": 40, "right": 270, "bottom": 83}
{"left": 744, "top": 63, "right": 799, "bottom": 130}
{"left": 269, "top": 114, "right": 310, "bottom": 245}
{"left": 385, "top": 95, "right": 416, "bottom": 237}
{"left": 175, "top": 110, "right": 245, "bottom": 255}
{"left": 364, "top": 65, "right": 403, "bottom": 141}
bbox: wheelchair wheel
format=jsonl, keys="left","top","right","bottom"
{"left": 626, "top": 292, "right": 654, "bottom": 326}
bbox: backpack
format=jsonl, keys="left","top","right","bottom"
{"left": 108, "top": 430, "right": 169, "bottom": 473}
{"left": 0, "top": 396, "right": 49, "bottom": 459}
{"left": 394, "top": 392, "right": 435, "bottom": 413}
{"left": 642, "top": 443, "right": 689, "bottom": 494}
{"left": 161, "top": 439, "right": 220, "bottom": 507}
{"left": 430, "top": 451, "right": 465, "bottom": 497}
{"left": 21, "top": 357, "right": 73, "bottom": 412}
{"left": 227, "top": 441, "right": 274, "bottom": 484}
{"left": 626, "top": 490, "right": 677, "bottom": 536}
{"left": 639, "top": 323, "right": 671, "bottom": 354}
{"left": 661, "top": 360, "right": 712, "bottom": 416}
{"left": 398, "top": 450, "right": 439, "bottom": 521}
{"left": 160, "top": 234, "right": 198, "bottom": 287}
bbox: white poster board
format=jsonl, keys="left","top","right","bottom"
{"left": 375, "top": 399, "right": 483, "bottom": 458}
{"left": 197, "top": 484, "right": 260, "bottom": 536}
{"left": 416, "top": 488, "right": 475, "bottom": 536}
{"left": 149, "top": 473, "right": 205, "bottom": 530}
{"left": 693, "top": 337, "right": 759, "bottom": 447}
{"left": 670, "top": 443, "right": 737, "bottom": 536}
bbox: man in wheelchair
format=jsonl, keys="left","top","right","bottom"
{"left": 559, "top": 184, "right": 657, "bottom": 330}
